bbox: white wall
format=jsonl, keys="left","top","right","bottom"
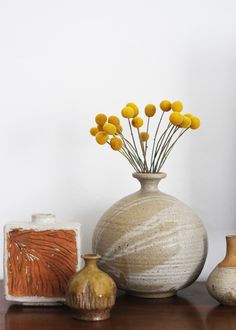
{"left": 0, "top": 0, "right": 236, "bottom": 280}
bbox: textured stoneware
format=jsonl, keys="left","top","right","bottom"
{"left": 207, "top": 235, "right": 236, "bottom": 306}
{"left": 93, "top": 173, "right": 208, "bottom": 298}
{"left": 4, "top": 214, "right": 81, "bottom": 305}
{"left": 66, "top": 254, "right": 117, "bottom": 321}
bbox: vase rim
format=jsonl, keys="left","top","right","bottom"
{"left": 132, "top": 172, "right": 167, "bottom": 180}
{"left": 226, "top": 235, "right": 236, "bottom": 239}
{"left": 81, "top": 254, "right": 101, "bottom": 260}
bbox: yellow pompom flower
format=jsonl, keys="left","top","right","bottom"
{"left": 190, "top": 116, "right": 201, "bottom": 129}
{"left": 140, "top": 131, "right": 149, "bottom": 141}
{"left": 108, "top": 115, "right": 120, "bottom": 126}
{"left": 90, "top": 127, "right": 98, "bottom": 136}
{"left": 116, "top": 124, "right": 123, "bottom": 134}
{"left": 126, "top": 102, "right": 139, "bottom": 117}
{"left": 95, "top": 132, "right": 109, "bottom": 145}
{"left": 121, "top": 106, "right": 135, "bottom": 118}
{"left": 145, "top": 104, "right": 156, "bottom": 117}
{"left": 97, "top": 124, "right": 104, "bottom": 131}
{"left": 171, "top": 101, "right": 183, "bottom": 112}
{"left": 103, "top": 123, "right": 117, "bottom": 135}
{"left": 160, "top": 100, "right": 172, "bottom": 112}
{"left": 95, "top": 113, "right": 107, "bottom": 126}
{"left": 110, "top": 137, "right": 123, "bottom": 151}
{"left": 169, "top": 112, "right": 184, "bottom": 126}
{"left": 185, "top": 113, "right": 194, "bottom": 119}
{"left": 180, "top": 116, "right": 191, "bottom": 128}
{"left": 132, "top": 117, "right": 144, "bottom": 128}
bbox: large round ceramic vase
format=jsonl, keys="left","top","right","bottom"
{"left": 93, "top": 173, "right": 208, "bottom": 298}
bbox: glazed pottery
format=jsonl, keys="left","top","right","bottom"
{"left": 207, "top": 235, "right": 236, "bottom": 306}
{"left": 93, "top": 172, "right": 208, "bottom": 298}
{"left": 4, "top": 214, "right": 81, "bottom": 305}
{"left": 66, "top": 254, "right": 117, "bottom": 321}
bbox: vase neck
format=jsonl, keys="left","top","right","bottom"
{"left": 132, "top": 172, "right": 166, "bottom": 192}
{"left": 82, "top": 254, "right": 101, "bottom": 268}
{"left": 219, "top": 236, "right": 236, "bottom": 267}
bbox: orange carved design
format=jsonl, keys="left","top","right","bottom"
{"left": 7, "top": 229, "right": 78, "bottom": 297}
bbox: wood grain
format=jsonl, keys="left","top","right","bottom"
{"left": 1, "top": 281, "right": 236, "bottom": 330}
{"left": 7, "top": 229, "right": 77, "bottom": 297}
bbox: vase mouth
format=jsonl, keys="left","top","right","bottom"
{"left": 81, "top": 254, "right": 101, "bottom": 260}
{"left": 226, "top": 235, "right": 236, "bottom": 240}
{"left": 132, "top": 172, "right": 167, "bottom": 180}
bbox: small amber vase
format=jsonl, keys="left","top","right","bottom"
{"left": 66, "top": 254, "right": 117, "bottom": 321}
{"left": 207, "top": 235, "right": 236, "bottom": 306}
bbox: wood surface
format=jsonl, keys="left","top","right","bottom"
{"left": 1, "top": 280, "right": 236, "bottom": 330}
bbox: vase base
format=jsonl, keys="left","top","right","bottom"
{"left": 127, "top": 290, "right": 176, "bottom": 298}
{"left": 73, "top": 309, "right": 111, "bottom": 321}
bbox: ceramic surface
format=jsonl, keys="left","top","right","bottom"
{"left": 93, "top": 173, "right": 208, "bottom": 297}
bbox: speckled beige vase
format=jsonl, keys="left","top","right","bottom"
{"left": 93, "top": 173, "right": 208, "bottom": 298}
{"left": 207, "top": 235, "right": 236, "bottom": 306}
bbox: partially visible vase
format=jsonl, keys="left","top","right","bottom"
{"left": 66, "top": 254, "right": 117, "bottom": 321}
{"left": 207, "top": 235, "right": 236, "bottom": 306}
{"left": 93, "top": 172, "right": 208, "bottom": 298}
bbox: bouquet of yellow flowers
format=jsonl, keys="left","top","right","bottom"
{"left": 90, "top": 100, "right": 200, "bottom": 173}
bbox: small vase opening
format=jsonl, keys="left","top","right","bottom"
{"left": 132, "top": 172, "right": 167, "bottom": 192}
{"left": 219, "top": 235, "right": 236, "bottom": 267}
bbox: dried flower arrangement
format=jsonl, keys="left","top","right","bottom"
{"left": 90, "top": 100, "right": 200, "bottom": 173}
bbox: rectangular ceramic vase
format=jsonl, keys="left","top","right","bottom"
{"left": 4, "top": 214, "right": 81, "bottom": 305}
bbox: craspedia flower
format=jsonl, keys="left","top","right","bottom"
{"left": 145, "top": 104, "right": 156, "bottom": 117}
{"left": 126, "top": 102, "right": 139, "bottom": 117}
{"left": 97, "top": 124, "right": 104, "bottom": 131}
{"left": 90, "top": 127, "right": 98, "bottom": 136}
{"left": 95, "top": 113, "right": 107, "bottom": 126}
{"left": 95, "top": 131, "right": 109, "bottom": 145}
{"left": 140, "top": 131, "right": 149, "bottom": 141}
{"left": 190, "top": 116, "right": 201, "bottom": 129}
{"left": 160, "top": 100, "right": 172, "bottom": 112}
{"left": 110, "top": 137, "right": 123, "bottom": 151}
{"left": 169, "top": 112, "right": 184, "bottom": 126}
{"left": 121, "top": 106, "right": 135, "bottom": 118}
{"left": 180, "top": 116, "right": 191, "bottom": 128}
{"left": 103, "top": 123, "right": 117, "bottom": 135}
{"left": 171, "top": 101, "right": 183, "bottom": 112}
{"left": 132, "top": 117, "right": 144, "bottom": 128}
{"left": 108, "top": 115, "right": 120, "bottom": 126}
{"left": 116, "top": 124, "right": 123, "bottom": 134}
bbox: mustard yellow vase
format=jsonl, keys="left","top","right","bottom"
{"left": 66, "top": 254, "right": 117, "bottom": 321}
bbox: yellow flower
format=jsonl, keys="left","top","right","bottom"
{"left": 140, "top": 131, "right": 149, "bottom": 141}
{"left": 145, "top": 104, "right": 156, "bottom": 117}
{"left": 103, "top": 123, "right": 117, "bottom": 135}
{"left": 110, "top": 137, "right": 123, "bottom": 151}
{"left": 116, "top": 124, "right": 123, "bottom": 134}
{"left": 108, "top": 115, "right": 120, "bottom": 126}
{"left": 95, "top": 113, "right": 107, "bottom": 126}
{"left": 171, "top": 101, "right": 183, "bottom": 112}
{"left": 160, "top": 100, "right": 172, "bottom": 112}
{"left": 126, "top": 102, "right": 139, "bottom": 117}
{"left": 190, "top": 116, "right": 201, "bottom": 129}
{"left": 90, "top": 127, "right": 98, "bottom": 136}
{"left": 169, "top": 112, "right": 184, "bottom": 126}
{"left": 132, "top": 117, "right": 144, "bottom": 128}
{"left": 185, "top": 113, "right": 194, "bottom": 119}
{"left": 95, "top": 131, "right": 109, "bottom": 145}
{"left": 97, "top": 124, "right": 104, "bottom": 131}
{"left": 121, "top": 106, "right": 135, "bottom": 118}
{"left": 180, "top": 116, "right": 191, "bottom": 128}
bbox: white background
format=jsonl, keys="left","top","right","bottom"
{"left": 0, "top": 0, "right": 236, "bottom": 280}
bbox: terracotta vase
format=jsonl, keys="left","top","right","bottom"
{"left": 93, "top": 172, "right": 208, "bottom": 298}
{"left": 66, "top": 254, "right": 117, "bottom": 321}
{"left": 207, "top": 235, "right": 236, "bottom": 306}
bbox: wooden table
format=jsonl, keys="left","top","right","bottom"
{"left": 1, "top": 280, "right": 236, "bottom": 330}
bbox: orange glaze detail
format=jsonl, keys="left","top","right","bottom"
{"left": 7, "top": 229, "right": 78, "bottom": 297}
